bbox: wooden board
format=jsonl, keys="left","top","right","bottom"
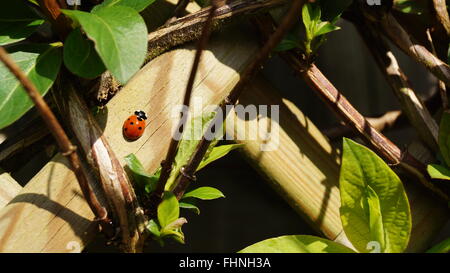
{"left": 0, "top": 26, "right": 259, "bottom": 253}
{"left": 0, "top": 169, "right": 22, "bottom": 208}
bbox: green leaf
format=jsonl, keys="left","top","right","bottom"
{"left": 239, "top": 235, "right": 356, "bottom": 253}
{"left": 426, "top": 237, "right": 450, "bottom": 253}
{"left": 63, "top": 28, "right": 106, "bottom": 78}
{"left": 124, "top": 153, "right": 159, "bottom": 193}
{"left": 393, "top": 0, "right": 427, "bottom": 15}
{"left": 0, "top": 19, "right": 44, "bottom": 46}
{"left": 160, "top": 229, "right": 185, "bottom": 244}
{"left": 157, "top": 192, "right": 179, "bottom": 229}
{"left": 62, "top": 7, "right": 148, "bottom": 84}
{"left": 92, "top": 0, "right": 157, "bottom": 13}
{"left": 427, "top": 164, "right": 450, "bottom": 181}
{"left": 146, "top": 219, "right": 161, "bottom": 237}
{"left": 197, "top": 144, "right": 243, "bottom": 171}
{"left": 165, "top": 112, "right": 217, "bottom": 190}
{"left": 438, "top": 111, "right": 450, "bottom": 167}
{"left": 182, "top": 186, "right": 225, "bottom": 200}
{"left": 339, "top": 138, "right": 411, "bottom": 253}
{"left": 163, "top": 217, "right": 187, "bottom": 231}
{"left": 179, "top": 201, "right": 200, "bottom": 215}
{"left": 0, "top": 44, "right": 62, "bottom": 129}
{"left": 314, "top": 22, "right": 340, "bottom": 37}
{"left": 275, "top": 39, "right": 300, "bottom": 52}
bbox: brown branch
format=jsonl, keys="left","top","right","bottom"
{"left": 355, "top": 19, "right": 439, "bottom": 152}
{"left": 146, "top": 0, "right": 288, "bottom": 60}
{"left": 363, "top": 8, "right": 450, "bottom": 87}
{"left": 37, "top": 0, "right": 71, "bottom": 40}
{"left": 0, "top": 46, "right": 114, "bottom": 237}
{"left": 426, "top": 28, "right": 449, "bottom": 110}
{"left": 165, "top": 0, "right": 191, "bottom": 25}
{"left": 172, "top": 0, "right": 306, "bottom": 200}
{"left": 153, "top": 0, "right": 222, "bottom": 203}
{"left": 431, "top": 0, "right": 450, "bottom": 37}
{"left": 54, "top": 76, "right": 147, "bottom": 253}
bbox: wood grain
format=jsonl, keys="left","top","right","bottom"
{"left": 228, "top": 76, "right": 449, "bottom": 252}
{"left": 0, "top": 170, "right": 21, "bottom": 208}
{"left": 0, "top": 26, "right": 259, "bottom": 253}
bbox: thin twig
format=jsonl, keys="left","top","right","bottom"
{"left": 0, "top": 47, "right": 114, "bottom": 236}
{"left": 355, "top": 19, "right": 439, "bottom": 151}
{"left": 172, "top": 0, "right": 305, "bottom": 200}
{"left": 426, "top": 28, "right": 448, "bottom": 110}
{"left": 431, "top": 0, "right": 450, "bottom": 37}
{"left": 165, "top": 0, "right": 191, "bottom": 25}
{"left": 153, "top": 0, "right": 222, "bottom": 203}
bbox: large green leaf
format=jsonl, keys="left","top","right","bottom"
{"left": 63, "top": 28, "right": 106, "bottom": 79}
{"left": 62, "top": 7, "right": 148, "bottom": 84}
{"left": 0, "top": 44, "right": 62, "bottom": 129}
{"left": 438, "top": 111, "right": 450, "bottom": 167}
{"left": 182, "top": 187, "right": 225, "bottom": 200}
{"left": 157, "top": 192, "right": 179, "bottom": 229}
{"left": 239, "top": 235, "right": 356, "bottom": 253}
{"left": 92, "top": 0, "right": 157, "bottom": 13}
{"left": 339, "top": 138, "right": 411, "bottom": 253}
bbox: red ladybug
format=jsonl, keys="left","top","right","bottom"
{"left": 123, "top": 110, "right": 147, "bottom": 141}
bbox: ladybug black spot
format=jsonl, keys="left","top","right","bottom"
{"left": 130, "top": 122, "right": 134, "bottom": 125}
{"left": 124, "top": 128, "right": 128, "bottom": 131}
{"left": 138, "top": 127, "right": 142, "bottom": 130}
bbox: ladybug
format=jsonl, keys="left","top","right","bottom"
{"left": 123, "top": 110, "right": 147, "bottom": 141}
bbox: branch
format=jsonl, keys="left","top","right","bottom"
{"left": 355, "top": 19, "right": 439, "bottom": 152}
{"left": 54, "top": 77, "right": 147, "bottom": 253}
{"left": 165, "top": 0, "right": 191, "bottom": 25}
{"left": 364, "top": 9, "right": 450, "bottom": 86}
{"left": 153, "top": 0, "right": 222, "bottom": 203}
{"left": 431, "top": 0, "right": 450, "bottom": 37}
{"left": 0, "top": 46, "right": 114, "bottom": 237}
{"left": 37, "top": 0, "right": 71, "bottom": 40}
{"left": 146, "top": 0, "right": 288, "bottom": 60}
{"left": 172, "top": 0, "right": 305, "bottom": 199}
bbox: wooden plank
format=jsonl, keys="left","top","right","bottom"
{"left": 0, "top": 26, "right": 259, "bottom": 253}
{"left": 228, "top": 76, "right": 449, "bottom": 252}
{"left": 0, "top": 169, "right": 22, "bottom": 208}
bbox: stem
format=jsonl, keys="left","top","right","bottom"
{"left": 0, "top": 47, "right": 114, "bottom": 236}
{"left": 172, "top": 0, "right": 305, "bottom": 200}
{"left": 153, "top": 0, "right": 221, "bottom": 202}
{"left": 356, "top": 20, "right": 439, "bottom": 151}
{"left": 37, "top": 0, "right": 71, "bottom": 40}
{"left": 146, "top": 0, "right": 288, "bottom": 60}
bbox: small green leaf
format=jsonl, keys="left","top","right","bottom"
{"left": 64, "top": 28, "right": 106, "bottom": 78}
{"left": 426, "top": 237, "right": 450, "bottom": 253}
{"left": 340, "top": 138, "right": 411, "bottom": 253}
{"left": 197, "top": 144, "right": 243, "bottom": 171}
{"left": 92, "top": 0, "right": 157, "bottom": 13}
{"left": 163, "top": 217, "right": 187, "bottom": 231}
{"left": 0, "top": 44, "right": 62, "bottom": 129}
{"left": 393, "top": 0, "right": 427, "bottom": 15}
{"left": 182, "top": 186, "right": 225, "bottom": 200}
{"left": 62, "top": 7, "right": 148, "bottom": 84}
{"left": 427, "top": 164, "right": 450, "bottom": 181}
{"left": 0, "top": 20, "right": 44, "bottom": 46}
{"left": 314, "top": 22, "right": 340, "bottom": 37}
{"left": 239, "top": 235, "right": 356, "bottom": 253}
{"left": 275, "top": 39, "right": 300, "bottom": 52}
{"left": 146, "top": 219, "right": 161, "bottom": 237}
{"left": 157, "top": 192, "right": 179, "bottom": 229}
{"left": 179, "top": 201, "right": 200, "bottom": 215}
{"left": 438, "top": 111, "right": 450, "bottom": 167}
{"left": 124, "top": 153, "right": 159, "bottom": 193}
{"left": 161, "top": 229, "right": 185, "bottom": 244}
